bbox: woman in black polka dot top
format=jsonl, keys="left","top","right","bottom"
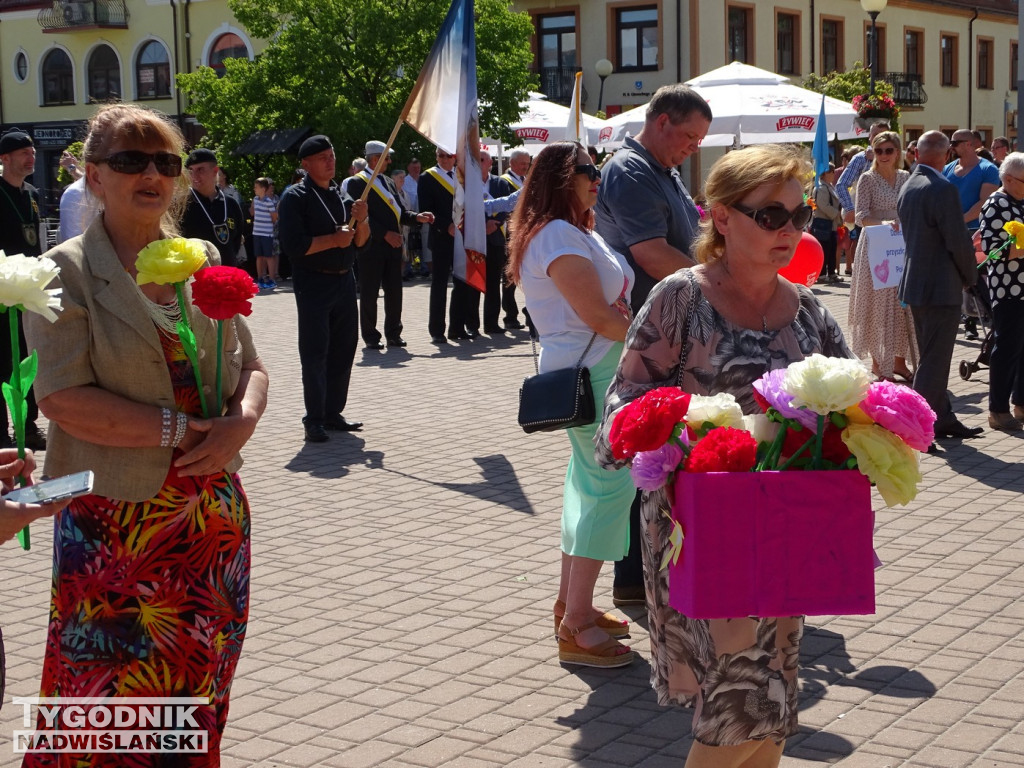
{"left": 978, "top": 152, "right": 1024, "bottom": 432}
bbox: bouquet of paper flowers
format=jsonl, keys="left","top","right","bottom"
{"left": 609, "top": 354, "right": 935, "bottom": 618}
{"left": 610, "top": 354, "right": 934, "bottom": 507}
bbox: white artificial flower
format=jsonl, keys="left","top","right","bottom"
{"left": 783, "top": 354, "right": 871, "bottom": 416}
{"left": 0, "top": 251, "right": 62, "bottom": 322}
{"left": 742, "top": 413, "right": 781, "bottom": 445}
{"left": 686, "top": 392, "right": 745, "bottom": 429}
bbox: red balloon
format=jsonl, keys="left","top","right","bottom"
{"left": 779, "top": 232, "right": 825, "bottom": 287}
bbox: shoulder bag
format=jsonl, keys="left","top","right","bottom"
{"left": 518, "top": 332, "right": 597, "bottom": 434}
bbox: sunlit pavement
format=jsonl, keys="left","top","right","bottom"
{"left": 3, "top": 273, "right": 1022, "bottom": 768}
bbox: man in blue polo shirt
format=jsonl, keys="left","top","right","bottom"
{"left": 594, "top": 84, "right": 712, "bottom": 605}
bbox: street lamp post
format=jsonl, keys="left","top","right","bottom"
{"left": 861, "top": 0, "right": 888, "bottom": 95}
{"left": 595, "top": 58, "right": 613, "bottom": 113}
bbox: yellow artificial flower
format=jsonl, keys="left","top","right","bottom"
{"left": 0, "top": 250, "right": 62, "bottom": 322}
{"left": 136, "top": 238, "right": 208, "bottom": 286}
{"left": 1003, "top": 220, "right": 1024, "bottom": 246}
{"left": 842, "top": 423, "right": 922, "bottom": 507}
{"left": 686, "top": 393, "right": 745, "bottom": 430}
{"left": 844, "top": 403, "right": 875, "bottom": 426}
{"left": 784, "top": 354, "right": 871, "bottom": 415}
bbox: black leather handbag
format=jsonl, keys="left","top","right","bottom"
{"left": 518, "top": 333, "right": 597, "bottom": 434}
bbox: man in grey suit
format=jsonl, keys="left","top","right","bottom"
{"left": 896, "top": 130, "right": 983, "bottom": 446}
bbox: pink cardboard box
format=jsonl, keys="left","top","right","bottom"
{"left": 669, "top": 470, "right": 875, "bottom": 619}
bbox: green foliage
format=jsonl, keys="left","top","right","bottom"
{"left": 176, "top": 0, "right": 537, "bottom": 195}
{"left": 803, "top": 62, "right": 900, "bottom": 133}
{"left": 56, "top": 140, "right": 85, "bottom": 187}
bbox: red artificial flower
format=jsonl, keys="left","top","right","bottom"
{"left": 609, "top": 386, "right": 691, "bottom": 460}
{"left": 191, "top": 266, "right": 259, "bottom": 320}
{"left": 683, "top": 427, "right": 758, "bottom": 473}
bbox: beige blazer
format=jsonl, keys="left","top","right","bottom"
{"left": 24, "top": 219, "right": 260, "bottom": 502}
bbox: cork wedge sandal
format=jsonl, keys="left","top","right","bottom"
{"left": 557, "top": 622, "right": 636, "bottom": 668}
{"left": 553, "top": 599, "right": 629, "bottom": 639}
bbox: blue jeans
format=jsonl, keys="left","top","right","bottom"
{"left": 292, "top": 269, "right": 358, "bottom": 423}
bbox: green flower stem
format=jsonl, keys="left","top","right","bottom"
{"left": 777, "top": 435, "right": 814, "bottom": 471}
{"left": 174, "top": 282, "right": 209, "bottom": 419}
{"left": 216, "top": 320, "right": 224, "bottom": 415}
{"left": 9, "top": 309, "right": 29, "bottom": 551}
{"left": 813, "top": 413, "right": 825, "bottom": 470}
{"left": 979, "top": 237, "right": 1013, "bottom": 270}
{"left": 756, "top": 415, "right": 789, "bottom": 471}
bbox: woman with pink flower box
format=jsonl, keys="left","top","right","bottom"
{"left": 596, "top": 144, "right": 854, "bottom": 766}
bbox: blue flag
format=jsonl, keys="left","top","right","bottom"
{"left": 811, "top": 94, "right": 830, "bottom": 188}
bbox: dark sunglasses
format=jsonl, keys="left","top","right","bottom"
{"left": 874, "top": 147, "right": 897, "bottom": 156}
{"left": 437, "top": 152, "right": 454, "bottom": 160}
{"left": 574, "top": 164, "right": 601, "bottom": 182}
{"left": 950, "top": 140, "right": 966, "bottom": 146}
{"left": 733, "top": 202, "right": 814, "bottom": 231}
{"left": 98, "top": 150, "right": 182, "bottom": 177}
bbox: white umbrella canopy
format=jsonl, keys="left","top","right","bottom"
{"left": 603, "top": 62, "right": 865, "bottom": 148}
{"left": 509, "top": 92, "right": 609, "bottom": 147}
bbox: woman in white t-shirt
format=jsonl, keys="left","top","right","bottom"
{"left": 507, "top": 141, "right": 636, "bottom": 669}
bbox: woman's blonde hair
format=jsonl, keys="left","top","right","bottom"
{"left": 692, "top": 144, "right": 812, "bottom": 264}
{"left": 870, "top": 130, "right": 904, "bottom": 172}
{"left": 82, "top": 103, "right": 189, "bottom": 233}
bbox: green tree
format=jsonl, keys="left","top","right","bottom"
{"left": 803, "top": 62, "right": 900, "bottom": 133}
{"left": 176, "top": 0, "right": 536, "bottom": 193}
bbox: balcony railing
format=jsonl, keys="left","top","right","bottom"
{"left": 531, "top": 65, "right": 588, "bottom": 107}
{"left": 883, "top": 72, "right": 927, "bottom": 107}
{"left": 38, "top": 0, "right": 129, "bottom": 31}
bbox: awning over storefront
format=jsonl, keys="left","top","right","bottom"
{"left": 232, "top": 127, "right": 312, "bottom": 156}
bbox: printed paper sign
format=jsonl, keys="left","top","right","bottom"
{"left": 863, "top": 224, "right": 906, "bottom": 290}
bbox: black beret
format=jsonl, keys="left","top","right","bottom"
{"left": 297, "top": 134, "right": 333, "bottom": 160}
{"left": 0, "top": 128, "right": 33, "bottom": 155}
{"left": 185, "top": 148, "right": 218, "bottom": 168}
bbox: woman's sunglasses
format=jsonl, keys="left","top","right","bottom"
{"left": 732, "top": 202, "right": 814, "bottom": 231}
{"left": 874, "top": 147, "right": 898, "bottom": 156}
{"left": 98, "top": 151, "right": 183, "bottom": 177}
{"left": 574, "top": 164, "right": 601, "bottom": 182}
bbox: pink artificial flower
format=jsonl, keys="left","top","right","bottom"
{"left": 858, "top": 380, "right": 936, "bottom": 452}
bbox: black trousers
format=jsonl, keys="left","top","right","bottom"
{"left": 614, "top": 490, "right": 644, "bottom": 589}
{"left": 811, "top": 220, "right": 838, "bottom": 277}
{"left": 429, "top": 245, "right": 479, "bottom": 337}
{"left": 0, "top": 311, "right": 39, "bottom": 433}
{"left": 483, "top": 242, "right": 507, "bottom": 330}
{"left": 293, "top": 269, "right": 358, "bottom": 424}
{"left": 358, "top": 242, "right": 404, "bottom": 344}
{"left": 988, "top": 300, "right": 1024, "bottom": 412}
{"left": 909, "top": 303, "right": 961, "bottom": 429}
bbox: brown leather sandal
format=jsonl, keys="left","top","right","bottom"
{"left": 553, "top": 599, "right": 628, "bottom": 638}
{"left": 557, "top": 622, "right": 635, "bottom": 668}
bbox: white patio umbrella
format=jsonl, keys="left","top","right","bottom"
{"left": 603, "top": 62, "right": 865, "bottom": 148}
{"left": 509, "top": 92, "right": 609, "bottom": 147}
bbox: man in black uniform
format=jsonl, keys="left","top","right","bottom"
{"left": 181, "top": 148, "right": 245, "bottom": 267}
{"left": 345, "top": 140, "right": 434, "bottom": 350}
{"left": 0, "top": 128, "right": 46, "bottom": 449}
{"left": 419, "top": 146, "right": 477, "bottom": 343}
{"left": 278, "top": 135, "right": 370, "bottom": 443}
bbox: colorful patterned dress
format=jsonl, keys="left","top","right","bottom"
{"left": 24, "top": 328, "right": 251, "bottom": 768}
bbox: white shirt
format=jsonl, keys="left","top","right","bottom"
{"left": 58, "top": 177, "right": 101, "bottom": 243}
{"left": 521, "top": 219, "right": 634, "bottom": 373}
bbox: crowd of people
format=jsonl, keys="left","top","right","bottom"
{"left": 0, "top": 82, "right": 1020, "bottom": 767}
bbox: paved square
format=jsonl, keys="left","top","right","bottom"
{"left": 2, "top": 272, "right": 1021, "bottom": 767}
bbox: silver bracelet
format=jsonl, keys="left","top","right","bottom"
{"left": 171, "top": 411, "right": 189, "bottom": 448}
{"left": 159, "top": 407, "right": 172, "bottom": 448}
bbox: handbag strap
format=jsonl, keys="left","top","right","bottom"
{"left": 676, "top": 270, "right": 698, "bottom": 387}
{"left": 530, "top": 331, "right": 598, "bottom": 374}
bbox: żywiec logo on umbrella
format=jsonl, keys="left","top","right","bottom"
{"left": 776, "top": 116, "right": 816, "bottom": 131}
{"left": 515, "top": 127, "right": 550, "bottom": 141}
